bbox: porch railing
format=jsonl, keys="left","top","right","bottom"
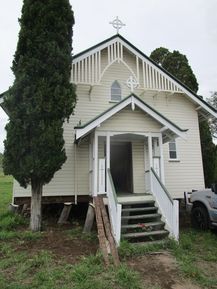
{"left": 107, "top": 169, "right": 122, "bottom": 245}
{"left": 148, "top": 167, "right": 179, "bottom": 240}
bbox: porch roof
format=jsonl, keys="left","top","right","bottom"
{"left": 74, "top": 94, "right": 188, "bottom": 142}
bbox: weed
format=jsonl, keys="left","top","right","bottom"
{"left": 170, "top": 229, "right": 217, "bottom": 288}
{"left": 67, "top": 226, "right": 98, "bottom": 242}
{"left": 0, "top": 173, "right": 13, "bottom": 214}
{"left": 0, "top": 211, "right": 27, "bottom": 230}
{"left": 115, "top": 264, "right": 142, "bottom": 289}
{"left": 119, "top": 239, "right": 169, "bottom": 258}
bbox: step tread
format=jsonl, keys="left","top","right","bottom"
{"left": 120, "top": 200, "right": 155, "bottom": 205}
{"left": 122, "top": 207, "right": 157, "bottom": 212}
{"left": 121, "top": 213, "right": 161, "bottom": 220}
{"left": 121, "top": 221, "right": 164, "bottom": 229}
{"left": 122, "top": 230, "right": 169, "bottom": 238}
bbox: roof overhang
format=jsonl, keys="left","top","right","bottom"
{"left": 74, "top": 94, "right": 188, "bottom": 142}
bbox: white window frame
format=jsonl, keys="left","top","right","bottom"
{"left": 168, "top": 139, "right": 180, "bottom": 162}
{"left": 110, "top": 80, "right": 121, "bottom": 102}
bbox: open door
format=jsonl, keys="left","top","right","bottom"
{"left": 110, "top": 142, "right": 133, "bottom": 194}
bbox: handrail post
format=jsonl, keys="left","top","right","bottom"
{"left": 107, "top": 168, "right": 121, "bottom": 246}
{"left": 116, "top": 203, "right": 122, "bottom": 245}
{"left": 150, "top": 167, "right": 179, "bottom": 241}
{"left": 173, "top": 200, "right": 179, "bottom": 241}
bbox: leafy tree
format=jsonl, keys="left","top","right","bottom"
{"left": 207, "top": 91, "right": 217, "bottom": 139}
{"left": 0, "top": 152, "right": 3, "bottom": 170}
{"left": 150, "top": 47, "right": 216, "bottom": 187}
{"left": 150, "top": 48, "right": 198, "bottom": 92}
{"left": 199, "top": 121, "right": 217, "bottom": 186}
{"left": 3, "top": 0, "right": 76, "bottom": 231}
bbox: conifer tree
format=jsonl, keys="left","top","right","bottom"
{"left": 3, "top": 0, "right": 76, "bottom": 231}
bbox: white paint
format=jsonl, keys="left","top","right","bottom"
{"left": 107, "top": 168, "right": 122, "bottom": 245}
{"left": 159, "top": 133, "right": 165, "bottom": 184}
{"left": 93, "top": 132, "right": 98, "bottom": 196}
{"left": 106, "top": 133, "right": 110, "bottom": 194}
{"left": 109, "top": 16, "right": 126, "bottom": 34}
{"left": 98, "top": 158, "right": 105, "bottom": 194}
{"left": 150, "top": 168, "right": 179, "bottom": 240}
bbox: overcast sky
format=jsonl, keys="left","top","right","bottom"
{"left": 0, "top": 0, "right": 217, "bottom": 153}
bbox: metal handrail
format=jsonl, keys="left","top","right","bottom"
{"left": 150, "top": 167, "right": 173, "bottom": 204}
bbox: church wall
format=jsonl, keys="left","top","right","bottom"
{"left": 13, "top": 44, "right": 205, "bottom": 199}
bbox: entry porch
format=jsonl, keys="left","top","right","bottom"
{"left": 91, "top": 131, "right": 165, "bottom": 197}
{"left": 86, "top": 129, "right": 179, "bottom": 244}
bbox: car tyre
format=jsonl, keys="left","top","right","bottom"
{"left": 191, "top": 205, "right": 209, "bottom": 230}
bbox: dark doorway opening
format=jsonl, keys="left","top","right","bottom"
{"left": 110, "top": 142, "right": 133, "bottom": 194}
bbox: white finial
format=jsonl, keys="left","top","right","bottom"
{"left": 109, "top": 16, "right": 126, "bottom": 34}
{"left": 126, "top": 76, "right": 139, "bottom": 92}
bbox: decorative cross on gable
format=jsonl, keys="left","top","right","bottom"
{"left": 109, "top": 16, "right": 126, "bottom": 34}
{"left": 126, "top": 76, "right": 139, "bottom": 92}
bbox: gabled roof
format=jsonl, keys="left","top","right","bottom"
{"left": 74, "top": 93, "right": 188, "bottom": 142}
{"left": 72, "top": 34, "right": 217, "bottom": 120}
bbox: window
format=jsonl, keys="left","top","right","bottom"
{"left": 111, "top": 81, "right": 121, "bottom": 101}
{"left": 169, "top": 139, "right": 177, "bottom": 159}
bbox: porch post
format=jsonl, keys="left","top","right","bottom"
{"left": 159, "top": 134, "right": 165, "bottom": 184}
{"left": 106, "top": 133, "right": 110, "bottom": 194}
{"left": 148, "top": 134, "right": 153, "bottom": 192}
{"left": 148, "top": 134, "right": 153, "bottom": 169}
{"left": 93, "top": 131, "right": 98, "bottom": 196}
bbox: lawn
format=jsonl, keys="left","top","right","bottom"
{"left": 0, "top": 171, "right": 13, "bottom": 214}
{"left": 0, "top": 173, "right": 217, "bottom": 289}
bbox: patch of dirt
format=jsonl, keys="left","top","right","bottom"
{"left": 127, "top": 252, "right": 201, "bottom": 289}
{"left": 14, "top": 228, "right": 98, "bottom": 264}
{"left": 196, "top": 260, "right": 217, "bottom": 277}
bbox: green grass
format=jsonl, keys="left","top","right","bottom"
{"left": 119, "top": 239, "right": 170, "bottom": 258}
{"left": 0, "top": 173, "right": 145, "bottom": 289}
{"left": 0, "top": 172, "right": 13, "bottom": 214}
{"left": 169, "top": 229, "right": 217, "bottom": 288}
{"left": 0, "top": 173, "right": 42, "bottom": 242}
{"left": 67, "top": 226, "right": 98, "bottom": 242}
{"left": 0, "top": 245, "right": 144, "bottom": 289}
{"left": 1, "top": 172, "right": 217, "bottom": 288}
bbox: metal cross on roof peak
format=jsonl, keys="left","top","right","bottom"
{"left": 109, "top": 16, "right": 126, "bottom": 34}
{"left": 126, "top": 76, "right": 139, "bottom": 92}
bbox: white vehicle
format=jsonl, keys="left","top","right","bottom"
{"left": 185, "top": 185, "right": 217, "bottom": 230}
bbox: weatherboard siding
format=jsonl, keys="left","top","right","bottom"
{"left": 13, "top": 45, "right": 204, "bottom": 199}
{"left": 97, "top": 106, "right": 161, "bottom": 132}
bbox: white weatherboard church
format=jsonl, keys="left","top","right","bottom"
{"left": 2, "top": 18, "right": 217, "bottom": 244}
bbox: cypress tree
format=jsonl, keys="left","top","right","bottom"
{"left": 3, "top": 0, "right": 76, "bottom": 231}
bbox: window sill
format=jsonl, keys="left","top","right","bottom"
{"left": 168, "top": 159, "right": 180, "bottom": 162}
{"left": 109, "top": 100, "right": 120, "bottom": 103}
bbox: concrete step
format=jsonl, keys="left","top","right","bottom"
{"left": 121, "top": 221, "right": 164, "bottom": 230}
{"left": 121, "top": 213, "right": 161, "bottom": 220}
{"left": 122, "top": 206, "right": 157, "bottom": 213}
{"left": 122, "top": 230, "right": 169, "bottom": 239}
